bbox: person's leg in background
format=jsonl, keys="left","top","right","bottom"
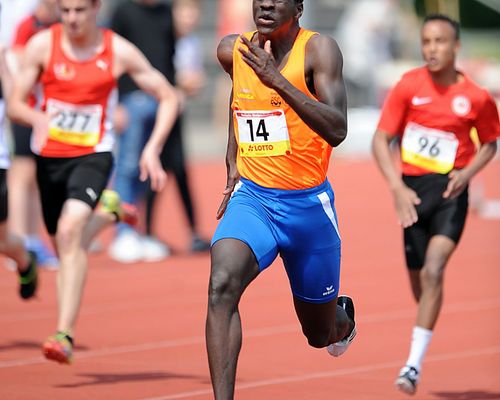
{"left": 0, "top": 168, "right": 37, "bottom": 299}
{"left": 139, "top": 108, "right": 173, "bottom": 261}
{"left": 8, "top": 123, "right": 58, "bottom": 269}
{"left": 109, "top": 91, "right": 158, "bottom": 263}
{"left": 40, "top": 152, "right": 123, "bottom": 364}
{"left": 146, "top": 115, "right": 210, "bottom": 254}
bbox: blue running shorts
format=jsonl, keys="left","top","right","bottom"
{"left": 212, "top": 178, "right": 341, "bottom": 304}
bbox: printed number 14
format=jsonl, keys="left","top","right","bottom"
{"left": 246, "top": 119, "right": 270, "bottom": 142}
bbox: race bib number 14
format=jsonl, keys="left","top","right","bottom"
{"left": 235, "top": 109, "right": 291, "bottom": 157}
{"left": 401, "top": 122, "right": 458, "bottom": 173}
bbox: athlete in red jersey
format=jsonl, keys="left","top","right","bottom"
{"left": 372, "top": 14, "right": 499, "bottom": 396}
{"left": 7, "top": 0, "right": 179, "bottom": 364}
{"left": 12, "top": 1, "right": 59, "bottom": 49}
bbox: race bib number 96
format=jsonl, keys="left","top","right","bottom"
{"left": 235, "top": 109, "right": 291, "bottom": 157}
{"left": 47, "top": 98, "right": 102, "bottom": 147}
{"left": 401, "top": 122, "right": 458, "bottom": 173}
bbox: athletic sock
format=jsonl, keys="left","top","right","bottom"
{"left": 405, "top": 326, "right": 433, "bottom": 372}
{"left": 57, "top": 331, "right": 74, "bottom": 346}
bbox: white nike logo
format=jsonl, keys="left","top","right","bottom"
{"left": 411, "top": 96, "right": 432, "bottom": 106}
{"left": 96, "top": 59, "right": 108, "bottom": 70}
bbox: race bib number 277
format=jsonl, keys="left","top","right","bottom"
{"left": 47, "top": 98, "right": 103, "bottom": 147}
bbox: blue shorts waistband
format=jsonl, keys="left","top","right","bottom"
{"left": 239, "top": 177, "right": 331, "bottom": 198}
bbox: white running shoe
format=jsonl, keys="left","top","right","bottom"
{"left": 395, "top": 365, "right": 419, "bottom": 395}
{"left": 327, "top": 295, "right": 356, "bottom": 357}
{"left": 327, "top": 326, "right": 357, "bottom": 357}
{"left": 108, "top": 231, "right": 144, "bottom": 263}
{"left": 141, "top": 236, "right": 171, "bottom": 262}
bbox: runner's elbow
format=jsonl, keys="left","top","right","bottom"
{"left": 329, "top": 129, "right": 347, "bottom": 147}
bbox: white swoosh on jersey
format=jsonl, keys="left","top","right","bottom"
{"left": 411, "top": 96, "right": 432, "bottom": 106}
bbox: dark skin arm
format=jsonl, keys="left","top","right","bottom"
{"left": 216, "top": 35, "right": 240, "bottom": 220}
{"left": 239, "top": 34, "right": 347, "bottom": 147}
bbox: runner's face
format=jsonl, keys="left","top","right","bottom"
{"left": 252, "top": 0, "right": 301, "bottom": 35}
{"left": 59, "top": 0, "right": 98, "bottom": 40}
{"left": 421, "top": 20, "right": 459, "bottom": 73}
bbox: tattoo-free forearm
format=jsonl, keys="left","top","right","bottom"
{"left": 461, "top": 140, "right": 497, "bottom": 181}
{"left": 272, "top": 74, "right": 347, "bottom": 147}
{"left": 225, "top": 95, "right": 238, "bottom": 175}
{"left": 372, "top": 130, "right": 405, "bottom": 191}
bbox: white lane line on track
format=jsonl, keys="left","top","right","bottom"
{"left": 2, "top": 297, "right": 500, "bottom": 324}
{"left": 0, "top": 324, "right": 298, "bottom": 368}
{"left": 140, "top": 346, "right": 500, "bottom": 400}
{"left": 1, "top": 298, "right": 500, "bottom": 368}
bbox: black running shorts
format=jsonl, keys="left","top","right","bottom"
{"left": 11, "top": 123, "right": 33, "bottom": 156}
{"left": 36, "top": 152, "right": 113, "bottom": 235}
{"left": 0, "top": 169, "right": 8, "bottom": 223}
{"left": 402, "top": 173, "right": 468, "bottom": 270}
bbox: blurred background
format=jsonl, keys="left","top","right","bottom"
{"left": 0, "top": 3, "right": 498, "bottom": 397}
{"left": 102, "top": 0, "right": 500, "bottom": 161}
{"left": 1, "top": 0, "right": 499, "bottom": 161}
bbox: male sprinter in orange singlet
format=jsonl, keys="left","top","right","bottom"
{"left": 207, "top": 1, "right": 356, "bottom": 398}
{"left": 372, "top": 14, "right": 499, "bottom": 395}
{"left": 8, "top": 0, "right": 179, "bottom": 364}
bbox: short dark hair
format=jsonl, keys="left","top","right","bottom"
{"left": 423, "top": 13, "right": 460, "bottom": 40}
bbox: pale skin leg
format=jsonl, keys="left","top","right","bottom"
{"left": 7, "top": 157, "right": 41, "bottom": 242}
{"left": 0, "top": 222, "right": 29, "bottom": 272}
{"left": 50, "top": 199, "right": 117, "bottom": 335}
{"left": 407, "top": 235, "right": 456, "bottom": 329}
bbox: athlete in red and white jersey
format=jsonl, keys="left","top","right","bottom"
{"left": 378, "top": 66, "right": 499, "bottom": 176}
{"left": 37, "top": 22, "right": 117, "bottom": 158}
{"left": 7, "top": 0, "right": 179, "bottom": 365}
{"left": 372, "top": 14, "right": 499, "bottom": 396}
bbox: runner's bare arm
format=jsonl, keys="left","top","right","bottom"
{"left": 0, "top": 46, "right": 12, "bottom": 96}
{"left": 114, "top": 35, "right": 179, "bottom": 154}
{"left": 372, "top": 129, "right": 421, "bottom": 227}
{"left": 216, "top": 35, "right": 240, "bottom": 219}
{"left": 443, "top": 140, "right": 497, "bottom": 199}
{"left": 113, "top": 35, "right": 180, "bottom": 191}
{"left": 239, "top": 34, "right": 347, "bottom": 147}
{"left": 372, "top": 130, "right": 405, "bottom": 190}
{"left": 6, "top": 30, "right": 50, "bottom": 127}
{"left": 7, "top": 31, "right": 52, "bottom": 150}
{"left": 217, "top": 34, "right": 238, "bottom": 77}
{"left": 216, "top": 91, "right": 240, "bottom": 219}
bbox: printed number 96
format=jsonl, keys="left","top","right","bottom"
{"left": 418, "top": 137, "right": 440, "bottom": 157}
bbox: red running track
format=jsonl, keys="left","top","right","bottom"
{"left": 0, "top": 158, "right": 499, "bottom": 400}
